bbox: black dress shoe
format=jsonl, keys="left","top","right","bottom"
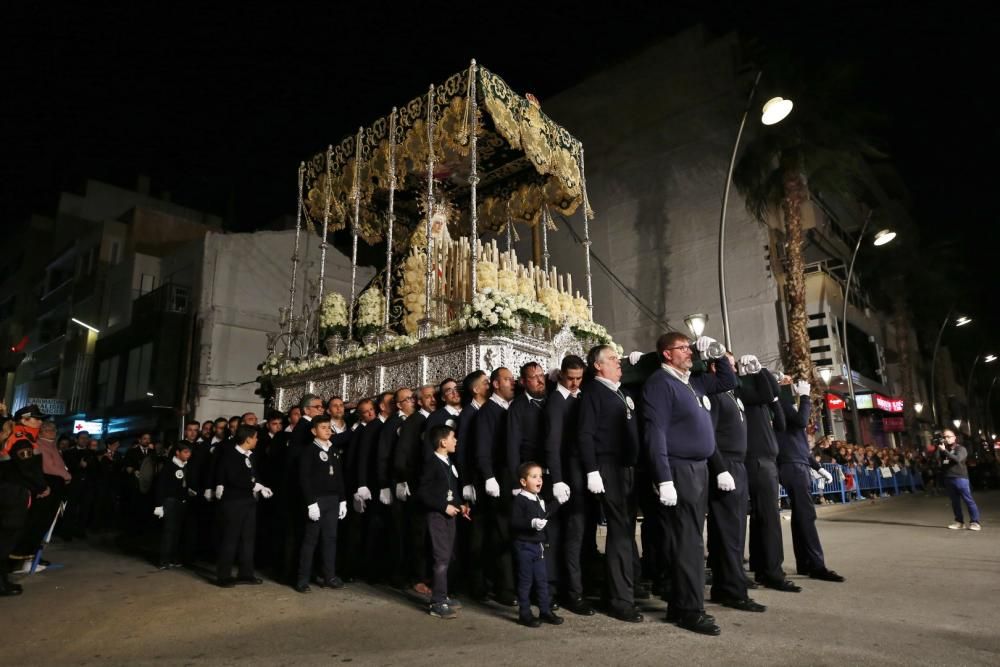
{"left": 518, "top": 615, "right": 541, "bottom": 628}
{"left": 712, "top": 597, "right": 766, "bottom": 612}
{"left": 676, "top": 612, "right": 721, "bottom": 636}
{"left": 494, "top": 593, "right": 518, "bottom": 607}
{"left": 562, "top": 597, "right": 595, "bottom": 616}
{"left": 158, "top": 564, "right": 170, "bottom": 570}
{"left": 0, "top": 586, "right": 23, "bottom": 597}
{"left": 809, "top": 569, "right": 845, "bottom": 582}
{"left": 666, "top": 607, "right": 715, "bottom": 623}
{"left": 760, "top": 578, "right": 801, "bottom": 593}
{"left": 217, "top": 578, "right": 236, "bottom": 588}
{"left": 743, "top": 576, "right": 759, "bottom": 589}
{"left": 235, "top": 576, "right": 263, "bottom": 585}
{"left": 539, "top": 611, "right": 564, "bottom": 625}
{"left": 610, "top": 605, "right": 644, "bottom": 623}
{"left": 325, "top": 577, "right": 345, "bottom": 589}
{"left": 294, "top": 584, "right": 311, "bottom": 593}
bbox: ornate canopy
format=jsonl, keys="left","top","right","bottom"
{"left": 302, "top": 64, "right": 592, "bottom": 246}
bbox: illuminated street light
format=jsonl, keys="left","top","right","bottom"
{"left": 952, "top": 418, "right": 962, "bottom": 429}
{"left": 984, "top": 354, "right": 997, "bottom": 364}
{"left": 71, "top": 318, "right": 100, "bottom": 334}
{"left": 761, "top": 97, "right": 794, "bottom": 125}
{"left": 819, "top": 367, "right": 833, "bottom": 385}
{"left": 956, "top": 316, "right": 972, "bottom": 327}
{"left": 914, "top": 402, "right": 924, "bottom": 414}
{"left": 684, "top": 313, "right": 708, "bottom": 338}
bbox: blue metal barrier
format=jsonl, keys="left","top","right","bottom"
{"left": 777, "top": 462, "right": 923, "bottom": 504}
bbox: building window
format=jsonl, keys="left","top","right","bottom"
{"left": 139, "top": 273, "right": 156, "bottom": 296}
{"left": 123, "top": 342, "right": 153, "bottom": 401}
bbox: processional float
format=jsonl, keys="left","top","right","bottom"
{"left": 261, "top": 61, "right": 619, "bottom": 410}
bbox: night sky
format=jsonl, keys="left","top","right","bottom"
{"left": 5, "top": 3, "right": 997, "bottom": 371}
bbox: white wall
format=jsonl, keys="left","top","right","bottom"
{"left": 193, "top": 229, "right": 373, "bottom": 420}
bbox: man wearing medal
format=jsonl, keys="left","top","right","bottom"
{"left": 642, "top": 332, "right": 737, "bottom": 635}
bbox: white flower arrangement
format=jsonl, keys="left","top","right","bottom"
{"left": 260, "top": 352, "right": 285, "bottom": 377}
{"left": 509, "top": 293, "right": 552, "bottom": 326}
{"left": 538, "top": 286, "right": 564, "bottom": 323}
{"left": 565, "top": 315, "right": 613, "bottom": 345}
{"left": 400, "top": 250, "right": 426, "bottom": 334}
{"left": 496, "top": 267, "right": 518, "bottom": 296}
{"left": 319, "top": 292, "right": 348, "bottom": 338}
{"left": 456, "top": 288, "right": 520, "bottom": 332}
{"left": 356, "top": 286, "right": 384, "bottom": 337}
{"left": 477, "top": 260, "right": 498, "bottom": 292}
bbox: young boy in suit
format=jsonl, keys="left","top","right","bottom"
{"left": 511, "top": 462, "right": 564, "bottom": 627}
{"left": 418, "top": 424, "right": 468, "bottom": 619}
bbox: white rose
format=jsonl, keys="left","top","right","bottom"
{"left": 488, "top": 313, "right": 499, "bottom": 325}
{"left": 469, "top": 317, "right": 480, "bottom": 328}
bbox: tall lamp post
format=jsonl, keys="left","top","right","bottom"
{"left": 964, "top": 352, "right": 996, "bottom": 434}
{"left": 930, "top": 312, "right": 972, "bottom": 425}
{"left": 841, "top": 218, "right": 895, "bottom": 444}
{"left": 718, "top": 72, "right": 793, "bottom": 349}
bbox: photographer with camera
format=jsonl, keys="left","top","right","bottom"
{"left": 937, "top": 429, "right": 982, "bottom": 531}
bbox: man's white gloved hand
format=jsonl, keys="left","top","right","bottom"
{"left": 511, "top": 488, "right": 521, "bottom": 497}
{"left": 658, "top": 481, "right": 678, "bottom": 506}
{"left": 338, "top": 501, "right": 347, "bottom": 520}
{"left": 738, "top": 354, "right": 759, "bottom": 376}
{"left": 717, "top": 471, "right": 736, "bottom": 492}
{"left": 586, "top": 471, "right": 605, "bottom": 494}
{"left": 552, "top": 481, "right": 571, "bottom": 504}
{"left": 462, "top": 484, "right": 476, "bottom": 503}
{"left": 356, "top": 486, "right": 372, "bottom": 501}
{"left": 153, "top": 506, "right": 164, "bottom": 519}
{"left": 530, "top": 518, "right": 548, "bottom": 531}
{"left": 204, "top": 488, "right": 214, "bottom": 501}
{"left": 253, "top": 483, "right": 273, "bottom": 499}
{"left": 485, "top": 477, "right": 500, "bottom": 498}
{"left": 215, "top": 485, "right": 224, "bottom": 500}
{"left": 628, "top": 350, "right": 643, "bottom": 365}
{"left": 794, "top": 380, "right": 811, "bottom": 396}
{"left": 818, "top": 468, "right": 834, "bottom": 484}
{"left": 379, "top": 488, "right": 393, "bottom": 505}
{"left": 308, "top": 503, "right": 320, "bottom": 521}
{"left": 395, "top": 482, "right": 410, "bottom": 502}
{"left": 352, "top": 493, "right": 366, "bottom": 514}
{"left": 696, "top": 336, "right": 722, "bottom": 354}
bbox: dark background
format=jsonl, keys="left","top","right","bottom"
{"left": 4, "top": 2, "right": 997, "bottom": 361}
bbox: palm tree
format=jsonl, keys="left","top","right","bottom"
{"left": 733, "top": 63, "right": 883, "bottom": 384}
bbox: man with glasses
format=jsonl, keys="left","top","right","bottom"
{"left": 426, "top": 379, "right": 462, "bottom": 432}
{"left": 939, "top": 429, "right": 982, "bottom": 530}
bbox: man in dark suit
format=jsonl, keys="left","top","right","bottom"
{"left": 475, "top": 366, "right": 517, "bottom": 606}
{"left": 456, "top": 370, "right": 489, "bottom": 599}
{"left": 579, "top": 345, "right": 642, "bottom": 623}
{"left": 543, "top": 355, "right": 593, "bottom": 615}
{"left": 393, "top": 384, "right": 434, "bottom": 593}
{"left": 426, "top": 378, "right": 462, "bottom": 432}
{"left": 278, "top": 394, "right": 325, "bottom": 583}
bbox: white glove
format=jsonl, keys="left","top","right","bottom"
{"left": 357, "top": 486, "right": 372, "bottom": 501}
{"left": 658, "top": 481, "right": 678, "bottom": 506}
{"left": 352, "top": 493, "right": 366, "bottom": 514}
{"left": 738, "top": 354, "right": 759, "bottom": 376}
{"left": 395, "top": 482, "right": 410, "bottom": 501}
{"left": 253, "top": 483, "right": 273, "bottom": 499}
{"left": 215, "top": 485, "right": 224, "bottom": 500}
{"left": 818, "top": 468, "right": 834, "bottom": 484}
{"left": 695, "top": 336, "right": 721, "bottom": 354}
{"left": 338, "top": 501, "right": 347, "bottom": 520}
{"left": 204, "top": 488, "right": 214, "bottom": 501}
{"left": 308, "top": 503, "right": 320, "bottom": 521}
{"left": 462, "top": 484, "right": 476, "bottom": 503}
{"left": 586, "top": 471, "right": 605, "bottom": 494}
{"left": 530, "top": 518, "right": 548, "bottom": 531}
{"left": 485, "top": 477, "right": 500, "bottom": 498}
{"left": 717, "top": 471, "right": 736, "bottom": 492}
{"left": 794, "top": 380, "right": 811, "bottom": 396}
{"left": 379, "top": 488, "right": 393, "bottom": 505}
{"left": 552, "top": 481, "right": 571, "bottom": 504}
{"left": 628, "top": 350, "right": 643, "bottom": 365}
{"left": 512, "top": 488, "right": 521, "bottom": 497}
{"left": 153, "top": 506, "right": 164, "bottom": 519}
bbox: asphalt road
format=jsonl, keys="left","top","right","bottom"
{"left": 6, "top": 491, "right": 998, "bottom": 666}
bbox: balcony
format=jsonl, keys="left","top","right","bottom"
{"left": 132, "top": 282, "right": 192, "bottom": 320}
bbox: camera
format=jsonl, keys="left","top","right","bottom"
{"left": 931, "top": 432, "right": 946, "bottom": 446}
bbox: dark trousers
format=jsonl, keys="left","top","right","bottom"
{"left": 216, "top": 498, "right": 257, "bottom": 580}
{"left": 62, "top": 481, "right": 95, "bottom": 538}
{"left": 159, "top": 498, "right": 196, "bottom": 566}
{"left": 13, "top": 477, "right": 64, "bottom": 558}
{"left": 597, "top": 460, "right": 636, "bottom": 611}
{"left": 427, "top": 510, "right": 456, "bottom": 604}
{"left": 560, "top": 460, "right": 588, "bottom": 599}
{"left": 663, "top": 460, "right": 708, "bottom": 613}
{"left": 540, "top": 473, "right": 561, "bottom": 587}
{"left": 0, "top": 485, "right": 30, "bottom": 587}
{"left": 946, "top": 477, "right": 981, "bottom": 523}
{"left": 707, "top": 459, "right": 749, "bottom": 601}
{"left": 482, "top": 477, "right": 515, "bottom": 599}
{"left": 779, "top": 463, "right": 826, "bottom": 574}
{"left": 399, "top": 496, "right": 428, "bottom": 585}
{"left": 298, "top": 495, "right": 340, "bottom": 586}
{"left": 746, "top": 456, "right": 785, "bottom": 582}
{"left": 515, "top": 540, "right": 552, "bottom": 615}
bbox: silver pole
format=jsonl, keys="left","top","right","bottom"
{"left": 930, "top": 309, "right": 954, "bottom": 426}
{"left": 541, "top": 205, "right": 551, "bottom": 273}
{"left": 965, "top": 353, "right": 983, "bottom": 434}
{"left": 318, "top": 146, "right": 333, "bottom": 311}
{"left": 288, "top": 162, "right": 304, "bottom": 336}
{"left": 469, "top": 60, "right": 480, "bottom": 297}
{"left": 719, "top": 70, "right": 762, "bottom": 351}
{"left": 385, "top": 108, "right": 397, "bottom": 330}
{"left": 842, "top": 212, "right": 871, "bottom": 445}
{"left": 421, "top": 84, "right": 436, "bottom": 336}
{"left": 349, "top": 127, "right": 363, "bottom": 341}
{"left": 579, "top": 146, "right": 593, "bottom": 318}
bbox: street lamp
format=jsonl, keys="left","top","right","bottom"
{"left": 684, "top": 313, "right": 708, "bottom": 338}
{"left": 818, "top": 367, "right": 833, "bottom": 386}
{"left": 71, "top": 318, "right": 100, "bottom": 334}
{"left": 952, "top": 418, "right": 962, "bottom": 430}
{"left": 964, "top": 351, "right": 996, "bottom": 434}
{"left": 914, "top": 401, "right": 924, "bottom": 415}
{"left": 841, "top": 212, "right": 896, "bottom": 445}
{"left": 718, "top": 72, "right": 793, "bottom": 349}
{"left": 930, "top": 312, "right": 973, "bottom": 424}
